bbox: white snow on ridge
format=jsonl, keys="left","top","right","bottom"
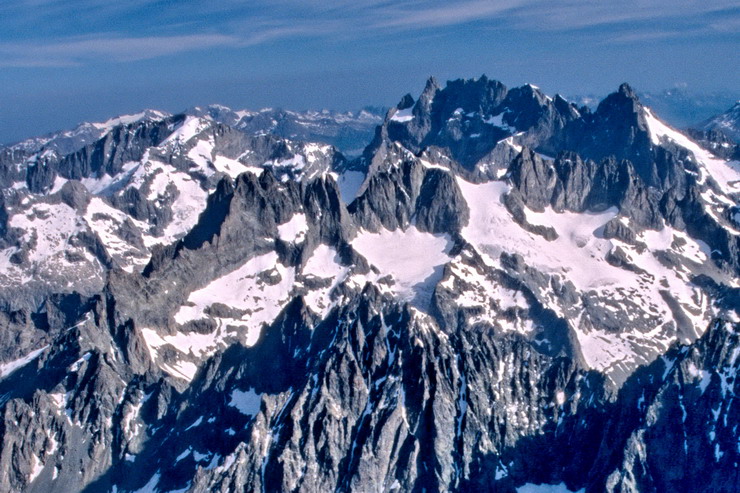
{"left": 390, "top": 107, "right": 414, "bottom": 123}
{"left": 302, "top": 244, "right": 349, "bottom": 317}
{"left": 458, "top": 176, "right": 713, "bottom": 378}
{"left": 80, "top": 160, "right": 140, "bottom": 195}
{"left": 6, "top": 152, "right": 212, "bottom": 277}
{"left": 440, "top": 257, "right": 533, "bottom": 335}
{"left": 352, "top": 226, "right": 452, "bottom": 301}
{"left": 175, "top": 251, "right": 296, "bottom": 346}
{"left": 127, "top": 159, "right": 209, "bottom": 244}
{"left": 2, "top": 200, "right": 107, "bottom": 288}
{"left": 484, "top": 113, "right": 514, "bottom": 131}
{"left": 140, "top": 328, "right": 204, "bottom": 381}
{"left": 0, "top": 345, "right": 49, "bottom": 379}
{"left": 213, "top": 155, "right": 257, "bottom": 178}
{"left": 577, "top": 329, "right": 644, "bottom": 376}
{"left": 187, "top": 137, "right": 216, "bottom": 174}
{"left": 91, "top": 110, "right": 167, "bottom": 131}
{"left": 9, "top": 202, "right": 83, "bottom": 264}
{"left": 522, "top": 205, "right": 619, "bottom": 291}
{"left": 304, "top": 143, "right": 332, "bottom": 164}
{"left": 163, "top": 116, "right": 210, "bottom": 145}
{"left": 147, "top": 245, "right": 354, "bottom": 381}
{"left": 50, "top": 175, "right": 68, "bottom": 194}
{"left": 84, "top": 197, "right": 151, "bottom": 271}
{"left": 643, "top": 108, "right": 740, "bottom": 194}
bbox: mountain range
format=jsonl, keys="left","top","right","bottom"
{"left": 0, "top": 75, "right": 738, "bottom": 493}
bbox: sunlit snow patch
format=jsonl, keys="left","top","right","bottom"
{"left": 144, "top": 253, "right": 298, "bottom": 381}
{"left": 302, "top": 244, "right": 349, "bottom": 317}
{"left": 9, "top": 202, "right": 84, "bottom": 264}
{"left": 458, "top": 176, "right": 713, "bottom": 381}
{"left": 458, "top": 178, "right": 618, "bottom": 290}
{"left": 147, "top": 245, "right": 356, "bottom": 381}
{"left": 175, "top": 251, "right": 295, "bottom": 345}
{"left": 3, "top": 201, "right": 104, "bottom": 289}
{"left": 277, "top": 213, "right": 308, "bottom": 244}
{"left": 643, "top": 108, "right": 740, "bottom": 194}
{"left": 126, "top": 159, "right": 209, "bottom": 243}
{"left": 162, "top": 116, "right": 210, "bottom": 145}
{"left": 352, "top": 226, "right": 452, "bottom": 303}
{"left": 175, "top": 252, "right": 295, "bottom": 345}
{"left": 91, "top": 110, "right": 167, "bottom": 132}
{"left": 0, "top": 345, "right": 49, "bottom": 379}
{"left": 84, "top": 197, "right": 151, "bottom": 272}
{"left": 390, "top": 107, "right": 414, "bottom": 123}
{"left": 212, "top": 155, "right": 259, "bottom": 178}
{"left": 439, "top": 256, "right": 533, "bottom": 335}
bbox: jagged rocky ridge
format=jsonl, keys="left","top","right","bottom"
{"left": 0, "top": 76, "right": 738, "bottom": 493}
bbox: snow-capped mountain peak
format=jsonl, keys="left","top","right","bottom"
{"left": 0, "top": 75, "right": 738, "bottom": 493}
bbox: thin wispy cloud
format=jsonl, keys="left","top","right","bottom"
{"left": 604, "top": 28, "right": 710, "bottom": 45}
{"left": 1, "top": 0, "right": 737, "bottom": 146}
{"left": 708, "top": 16, "right": 740, "bottom": 33}
{"left": 504, "top": 1, "right": 713, "bottom": 30}
{"left": 0, "top": 34, "right": 239, "bottom": 67}
{"left": 373, "top": 1, "right": 524, "bottom": 29}
{"left": 0, "top": 1, "right": 737, "bottom": 67}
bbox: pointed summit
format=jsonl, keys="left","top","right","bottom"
{"left": 424, "top": 76, "right": 440, "bottom": 93}
{"left": 397, "top": 93, "right": 415, "bottom": 110}
{"left": 418, "top": 76, "right": 441, "bottom": 108}
{"left": 617, "top": 82, "right": 638, "bottom": 100}
{"left": 597, "top": 83, "right": 643, "bottom": 116}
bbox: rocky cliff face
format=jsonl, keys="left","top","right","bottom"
{"left": 0, "top": 76, "right": 738, "bottom": 493}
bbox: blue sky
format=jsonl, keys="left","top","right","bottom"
{"left": 1, "top": 0, "right": 738, "bottom": 144}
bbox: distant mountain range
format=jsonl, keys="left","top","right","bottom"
{"left": 700, "top": 101, "right": 740, "bottom": 142}
{"left": 568, "top": 88, "right": 739, "bottom": 131}
{"left": 5, "top": 106, "right": 385, "bottom": 161}
{"left": 0, "top": 76, "right": 738, "bottom": 493}
{"left": 5, "top": 87, "right": 738, "bottom": 155}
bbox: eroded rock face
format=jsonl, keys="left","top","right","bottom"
{"left": 0, "top": 76, "right": 738, "bottom": 493}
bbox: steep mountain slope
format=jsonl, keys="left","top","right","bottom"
{"left": 0, "top": 76, "right": 738, "bottom": 493}
{"left": 700, "top": 102, "right": 740, "bottom": 143}
{"left": 0, "top": 113, "right": 344, "bottom": 362}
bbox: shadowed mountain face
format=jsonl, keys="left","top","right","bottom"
{"left": 0, "top": 76, "right": 738, "bottom": 493}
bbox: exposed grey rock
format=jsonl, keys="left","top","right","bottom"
{"left": 25, "top": 162, "right": 56, "bottom": 194}
{"left": 1, "top": 75, "right": 738, "bottom": 493}
{"left": 685, "top": 128, "right": 740, "bottom": 160}
{"left": 56, "top": 116, "right": 183, "bottom": 181}
{"left": 58, "top": 181, "right": 91, "bottom": 211}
